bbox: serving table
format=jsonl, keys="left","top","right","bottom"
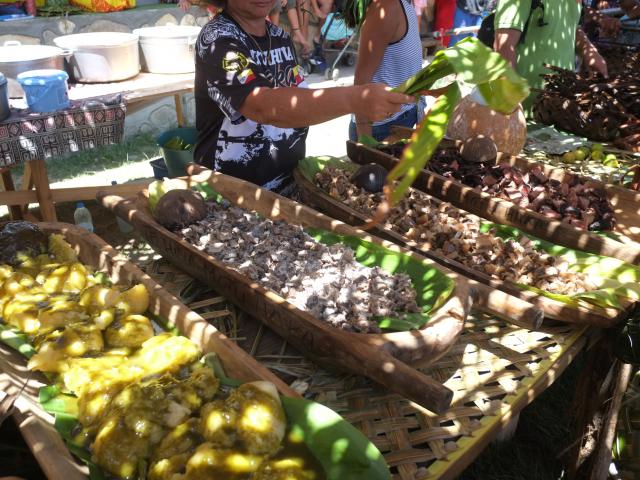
{"left": 0, "top": 72, "right": 194, "bottom": 222}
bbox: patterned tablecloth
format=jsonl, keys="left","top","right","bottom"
{"left": 0, "top": 97, "right": 126, "bottom": 169}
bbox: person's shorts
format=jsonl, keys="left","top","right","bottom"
{"left": 270, "top": 0, "right": 296, "bottom": 14}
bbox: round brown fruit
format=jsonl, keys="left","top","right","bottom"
{"left": 460, "top": 135, "right": 498, "bottom": 163}
{"left": 153, "top": 189, "right": 208, "bottom": 231}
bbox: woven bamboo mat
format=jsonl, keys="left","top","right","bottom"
{"left": 141, "top": 257, "right": 588, "bottom": 480}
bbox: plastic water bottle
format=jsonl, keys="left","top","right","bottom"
{"left": 111, "top": 181, "right": 134, "bottom": 234}
{"left": 74, "top": 202, "right": 94, "bottom": 232}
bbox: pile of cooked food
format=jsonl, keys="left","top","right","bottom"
{"left": 176, "top": 201, "right": 422, "bottom": 334}
{"left": 0, "top": 221, "right": 321, "bottom": 480}
{"left": 314, "top": 165, "right": 597, "bottom": 296}
{"left": 376, "top": 137, "right": 617, "bottom": 231}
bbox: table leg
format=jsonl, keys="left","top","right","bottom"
{"left": 30, "top": 159, "right": 57, "bottom": 222}
{"left": 20, "top": 163, "right": 34, "bottom": 217}
{"left": 174, "top": 94, "right": 185, "bottom": 128}
{"left": 0, "top": 169, "right": 24, "bottom": 220}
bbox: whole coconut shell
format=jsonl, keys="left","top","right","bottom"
{"left": 0, "top": 221, "right": 47, "bottom": 266}
{"left": 350, "top": 163, "right": 389, "bottom": 193}
{"left": 460, "top": 135, "right": 498, "bottom": 163}
{"left": 447, "top": 95, "right": 527, "bottom": 156}
{"left": 153, "top": 189, "right": 208, "bottom": 231}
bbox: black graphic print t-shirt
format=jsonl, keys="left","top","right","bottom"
{"left": 194, "top": 13, "right": 309, "bottom": 194}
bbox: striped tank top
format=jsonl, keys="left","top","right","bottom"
{"left": 371, "top": 0, "right": 423, "bottom": 125}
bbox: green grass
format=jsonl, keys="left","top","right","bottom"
{"left": 12, "top": 133, "right": 160, "bottom": 185}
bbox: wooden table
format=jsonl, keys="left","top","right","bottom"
{"left": 0, "top": 72, "right": 194, "bottom": 221}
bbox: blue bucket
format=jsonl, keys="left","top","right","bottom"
{"left": 17, "top": 69, "right": 70, "bottom": 113}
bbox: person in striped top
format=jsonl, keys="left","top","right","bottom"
{"left": 345, "top": 0, "right": 424, "bottom": 142}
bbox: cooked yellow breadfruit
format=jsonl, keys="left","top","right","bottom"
{"left": 79, "top": 285, "right": 121, "bottom": 313}
{"left": 0, "top": 264, "right": 13, "bottom": 281}
{"left": 0, "top": 272, "right": 35, "bottom": 299}
{"left": 42, "top": 263, "right": 89, "bottom": 293}
{"left": 184, "top": 443, "right": 264, "bottom": 478}
{"left": 38, "top": 300, "right": 88, "bottom": 334}
{"left": 49, "top": 234, "right": 78, "bottom": 263}
{"left": 28, "top": 324, "right": 104, "bottom": 372}
{"left": 104, "top": 314, "right": 154, "bottom": 348}
{"left": 2, "top": 290, "right": 46, "bottom": 334}
{"left": 254, "top": 458, "right": 318, "bottom": 480}
{"left": 92, "top": 308, "right": 116, "bottom": 330}
{"left": 201, "top": 400, "right": 238, "bottom": 448}
{"left": 117, "top": 284, "right": 149, "bottom": 316}
{"left": 231, "top": 381, "right": 286, "bottom": 456}
{"left": 92, "top": 415, "right": 152, "bottom": 480}
{"left": 130, "top": 334, "right": 200, "bottom": 376}
{"left": 149, "top": 452, "right": 192, "bottom": 480}
{"left": 151, "top": 418, "right": 202, "bottom": 463}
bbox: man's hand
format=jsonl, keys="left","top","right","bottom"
{"left": 351, "top": 84, "right": 414, "bottom": 123}
{"left": 576, "top": 29, "right": 608, "bottom": 78}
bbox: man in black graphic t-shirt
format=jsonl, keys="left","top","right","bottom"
{"left": 195, "top": 11, "right": 309, "bottom": 194}
{"left": 194, "top": 0, "right": 415, "bottom": 195}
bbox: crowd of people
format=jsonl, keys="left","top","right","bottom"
{"left": 188, "top": 0, "right": 639, "bottom": 196}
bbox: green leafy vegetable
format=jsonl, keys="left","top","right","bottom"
{"left": 386, "top": 84, "right": 461, "bottom": 205}
{"left": 162, "top": 136, "right": 193, "bottom": 151}
{"left": 370, "top": 37, "right": 529, "bottom": 218}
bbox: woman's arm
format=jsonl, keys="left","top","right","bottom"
{"left": 240, "top": 84, "right": 414, "bottom": 128}
{"left": 353, "top": 0, "right": 404, "bottom": 138}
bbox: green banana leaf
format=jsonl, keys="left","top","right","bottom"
{"left": 297, "top": 156, "right": 358, "bottom": 183}
{"left": 307, "top": 228, "right": 455, "bottom": 330}
{"left": 394, "top": 37, "right": 529, "bottom": 115}
{"left": 0, "top": 323, "right": 35, "bottom": 358}
{"left": 480, "top": 222, "right": 640, "bottom": 310}
{"left": 379, "top": 37, "right": 529, "bottom": 212}
{"left": 387, "top": 84, "right": 461, "bottom": 205}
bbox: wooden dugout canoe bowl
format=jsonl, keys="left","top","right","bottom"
{"left": 0, "top": 222, "right": 295, "bottom": 480}
{"left": 99, "top": 169, "right": 540, "bottom": 414}
{"left": 346, "top": 138, "right": 640, "bottom": 266}
{"left": 293, "top": 162, "right": 635, "bottom": 328}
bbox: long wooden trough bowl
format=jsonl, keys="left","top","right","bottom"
{"left": 97, "top": 169, "right": 537, "bottom": 415}
{"left": 293, "top": 164, "right": 634, "bottom": 327}
{"left": 0, "top": 222, "right": 295, "bottom": 480}
{"left": 346, "top": 139, "right": 640, "bottom": 266}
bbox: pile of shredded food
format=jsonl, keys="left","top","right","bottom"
{"left": 179, "top": 202, "right": 421, "bottom": 333}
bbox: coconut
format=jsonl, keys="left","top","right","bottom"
{"left": 153, "top": 189, "right": 208, "bottom": 231}
{"left": 350, "top": 163, "right": 388, "bottom": 193}
{"left": 0, "top": 221, "right": 47, "bottom": 266}
{"left": 460, "top": 135, "right": 498, "bottom": 163}
{"left": 447, "top": 94, "right": 527, "bottom": 156}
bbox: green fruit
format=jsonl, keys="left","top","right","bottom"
{"left": 592, "top": 143, "right": 604, "bottom": 152}
{"left": 591, "top": 150, "right": 604, "bottom": 161}
{"left": 603, "top": 154, "right": 619, "bottom": 168}
{"left": 562, "top": 151, "right": 577, "bottom": 163}
{"left": 577, "top": 146, "right": 590, "bottom": 158}
{"left": 574, "top": 149, "right": 587, "bottom": 161}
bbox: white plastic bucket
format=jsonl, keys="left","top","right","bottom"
{"left": 133, "top": 26, "right": 201, "bottom": 74}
